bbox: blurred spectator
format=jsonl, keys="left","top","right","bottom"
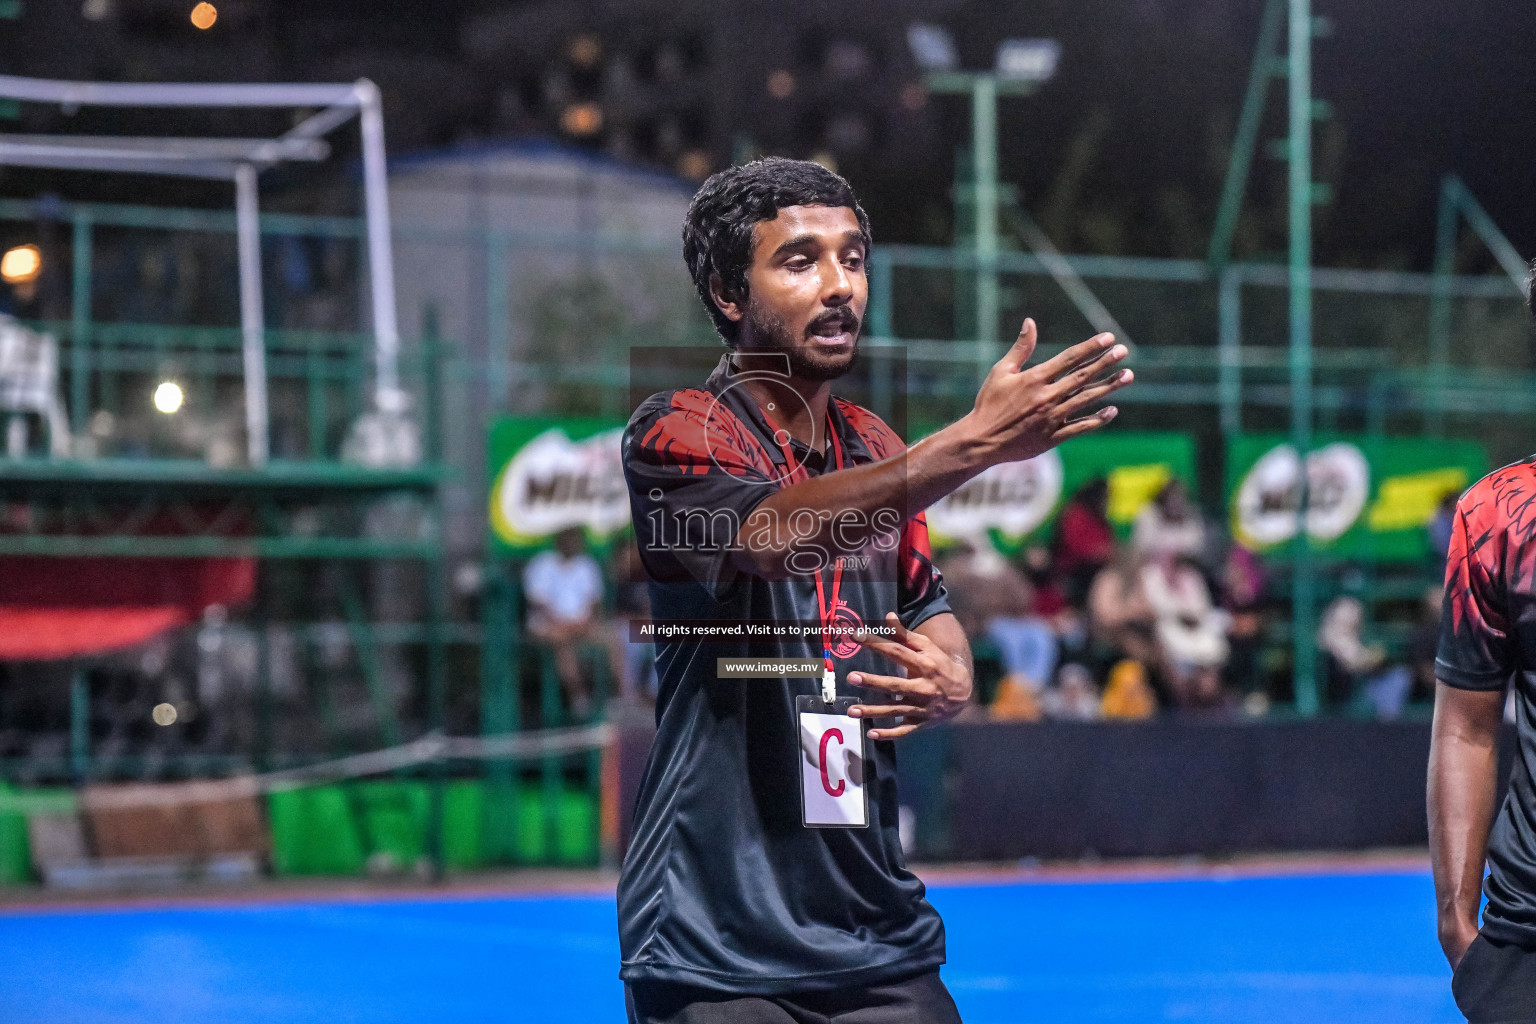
{"left": 1221, "top": 543, "right": 1267, "bottom": 696}
{"left": 1408, "top": 585, "right": 1443, "bottom": 704}
{"left": 1132, "top": 479, "right": 1206, "bottom": 563}
{"left": 1100, "top": 659, "right": 1157, "bottom": 719}
{"left": 1317, "top": 595, "right": 1411, "bottom": 718}
{"left": 1041, "top": 663, "right": 1102, "bottom": 720}
{"left": 1019, "top": 544, "right": 1069, "bottom": 619}
{"left": 1053, "top": 478, "right": 1116, "bottom": 605}
{"left": 614, "top": 536, "right": 657, "bottom": 704}
{"left": 1087, "top": 552, "right": 1158, "bottom": 670}
{"left": 936, "top": 539, "right": 1006, "bottom": 639}
{"left": 1021, "top": 542, "right": 1088, "bottom": 676}
{"left": 990, "top": 676, "right": 1044, "bottom": 721}
{"left": 523, "top": 528, "right": 622, "bottom": 720}
{"left": 1141, "top": 554, "right": 1230, "bottom": 709}
{"left": 1428, "top": 491, "right": 1458, "bottom": 569}
{"left": 937, "top": 539, "right": 1059, "bottom": 695}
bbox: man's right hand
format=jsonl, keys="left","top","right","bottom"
{"left": 730, "top": 317, "right": 1132, "bottom": 580}
{"left": 955, "top": 318, "right": 1133, "bottom": 466}
{"left": 1440, "top": 914, "right": 1479, "bottom": 969}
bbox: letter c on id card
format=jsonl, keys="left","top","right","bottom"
{"left": 796, "top": 695, "right": 869, "bottom": 828}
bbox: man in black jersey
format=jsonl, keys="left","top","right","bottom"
{"left": 1429, "top": 269, "right": 1536, "bottom": 1023}
{"left": 620, "top": 158, "right": 1133, "bottom": 1023}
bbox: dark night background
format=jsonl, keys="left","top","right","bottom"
{"left": 1, "top": 0, "right": 1531, "bottom": 272}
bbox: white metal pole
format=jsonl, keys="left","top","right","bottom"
{"left": 972, "top": 75, "right": 998, "bottom": 378}
{"left": 0, "top": 75, "right": 356, "bottom": 109}
{"left": 235, "top": 163, "right": 270, "bottom": 466}
{"left": 357, "top": 79, "right": 401, "bottom": 402}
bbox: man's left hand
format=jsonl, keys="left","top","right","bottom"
{"left": 848, "top": 612, "right": 973, "bottom": 739}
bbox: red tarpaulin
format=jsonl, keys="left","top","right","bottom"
{"left": 0, "top": 557, "right": 256, "bottom": 660}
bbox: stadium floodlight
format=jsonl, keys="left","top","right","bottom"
{"left": 153, "top": 381, "right": 184, "bottom": 415}
{"left": 995, "top": 39, "right": 1061, "bottom": 84}
{"left": 0, "top": 243, "right": 40, "bottom": 284}
{"left": 152, "top": 382, "right": 184, "bottom": 414}
{"left": 0, "top": 75, "right": 403, "bottom": 467}
{"left": 907, "top": 23, "right": 959, "bottom": 73}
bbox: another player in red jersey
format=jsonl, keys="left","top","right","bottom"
{"left": 1429, "top": 265, "right": 1536, "bottom": 1023}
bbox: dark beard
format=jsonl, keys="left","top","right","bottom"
{"left": 741, "top": 302, "right": 859, "bottom": 382}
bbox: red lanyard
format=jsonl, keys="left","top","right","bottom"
{"left": 771, "top": 412, "right": 846, "bottom": 667}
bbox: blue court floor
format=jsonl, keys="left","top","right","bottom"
{"left": 0, "top": 867, "right": 1461, "bottom": 1024}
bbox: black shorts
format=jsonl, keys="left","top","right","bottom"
{"left": 625, "top": 970, "right": 962, "bottom": 1024}
{"left": 1453, "top": 934, "right": 1536, "bottom": 1023}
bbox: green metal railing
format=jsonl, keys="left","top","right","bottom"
{"left": 6, "top": 194, "right": 1526, "bottom": 444}
{"left": 0, "top": 192, "right": 1529, "bottom": 824}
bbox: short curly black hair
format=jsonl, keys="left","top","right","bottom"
{"left": 682, "top": 157, "right": 872, "bottom": 347}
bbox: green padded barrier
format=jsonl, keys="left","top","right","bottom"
{"left": 0, "top": 786, "right": 74, "bottom": 885}
{"left": 355, "top": 783, "right": 429, "bottom": 868}
{"left": 266, "top": 786, "right": 367, "bottom": 876}
{"left": 267, "top": 781, "right": 597, "bottom": 875}
{"left": 0, "top": 784, "right": 30, "bottom": 884}
{"left": 442, "top": 781, "right": 484, "bottom": 870}
{"left": 511, "top": 786, "right": 597, "bottom": 865}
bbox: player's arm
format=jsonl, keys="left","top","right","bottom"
{"left": 1428, "top": 681, "right": 1505, "bottom": 968}
{"left": 734, "top": 320, "right": 1132, "bottom": 580}
{"left": 846, "top": 611, "right": 972, "bottom": 740}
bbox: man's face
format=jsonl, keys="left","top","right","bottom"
{"left": 721, "top": 204, "right": 868, "bottom": 382}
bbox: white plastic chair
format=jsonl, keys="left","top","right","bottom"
{"left": 0, "top": 314, "right": 70, "bottom": 457}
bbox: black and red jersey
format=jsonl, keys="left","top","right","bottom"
{"left": 1438, "top": 458, "right": 1536, "bottom": 946}
{"left": 617, "top": 353, "right": 951, "bottom": 993}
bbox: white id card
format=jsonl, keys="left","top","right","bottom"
{"left": 796, "top": 695, "right": 869, "bottom": 828}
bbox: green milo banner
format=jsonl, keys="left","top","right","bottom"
{"left": 488, "top": 416, "right": 628, "bottom": 552}
{"left": 1224, "top": 433, "right": 1487, "bottom": 561}
{"left": 488, "top": 415, "right": 1196, "bottom": 555}
{"left": 921, "top": 430, "right": 1197, "bottom": 551}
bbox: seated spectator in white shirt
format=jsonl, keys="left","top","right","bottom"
{"left": 1140, "top": 553, "right": 1230, "bottom": 709}
{"left": 523, "top": 528, "right": 622, "bottom": 720}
